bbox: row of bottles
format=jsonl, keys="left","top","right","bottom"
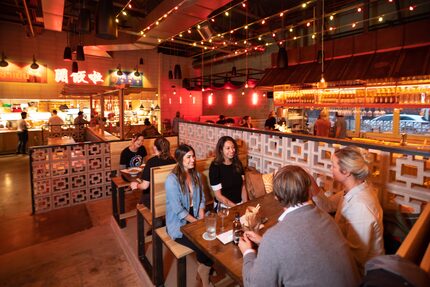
{"left": 274, "top": 85, "right": 430, "bottom": 105}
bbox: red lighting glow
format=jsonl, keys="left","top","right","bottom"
{"left": 208, "top": 94, "right": 213, "bottom": 105}
{"left": 227, "top": 94, "right": 233, "bottom": 105}
{"left": 252, "top": 93, "right": 258, "bottom": 105}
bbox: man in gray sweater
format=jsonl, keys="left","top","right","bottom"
{"left": 239, "top": 165, "right": 360, "bottom": 287}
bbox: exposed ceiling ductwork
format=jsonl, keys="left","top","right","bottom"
{"left": 41, "top": 0, "right": 65, "bottom": 32}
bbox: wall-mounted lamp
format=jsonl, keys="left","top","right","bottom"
{"left": 117, "top": 64, "right": 123, "bottom": 76}
{"left": 0, "top": 52, "right": 9, "bottom": 67}
{"left": 30, "top": 55, "right": 39, "bottom": 70}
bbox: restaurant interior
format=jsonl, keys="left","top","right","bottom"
{"left": 0, "top": 0, "right": 429, "bottom": 286}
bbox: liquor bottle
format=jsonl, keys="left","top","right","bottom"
{"left": 232, "top": 212, "right": 242, "bottom": 245}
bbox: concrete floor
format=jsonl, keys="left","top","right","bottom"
{"left": 0, "top": 154, "right": 144, "bottom": 287}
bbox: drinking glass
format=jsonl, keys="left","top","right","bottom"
{"left": 205, "top": 213, "right": 217, "bottom": 240}
{"left": 217, "top": 206, "right": 230, "bottom": 231}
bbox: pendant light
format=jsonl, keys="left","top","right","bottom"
{"left": 72, "top": 61, "right": 79, "bottom": 73}
{"left": 30, "top": 55, "right": 39, "bottom": 70}
{"left": 63, "top": 24, "right": 72, "bottom": 61}
{"left": 318, "top": 0, "right": 328, "bottom": 89}
{"left": 134, "top": 65, "right": 140, "bottom": 77}
{"left": 76, "top": 44, "right": 85, "bottom": 61}
{"left": 117, "top": 64, "right": 123, "bottom": 76}
{"left": 0, "top": 52, "right": 8, "bottom": 67}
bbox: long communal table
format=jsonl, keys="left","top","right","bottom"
{"left": 181, "top": 193, "right": 284, "bottom": 285}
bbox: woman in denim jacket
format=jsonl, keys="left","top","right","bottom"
{"left": 165, "top": 144, "right": 213, "bottom": 287}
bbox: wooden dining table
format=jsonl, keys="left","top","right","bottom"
{"left": 181, "top": 193, "right": 284, "bottom": 285}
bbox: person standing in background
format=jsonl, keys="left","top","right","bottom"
{"left": 335, "top": 112, "right": 347, "bottom": 139}
{"left": 74, "top": 111, "right": 89, "bottom": 126}
{"left": 172, "top": 111, "right": 181, "bottom": 135}
{"left": 48, "top": 109, "right": 64, "bottom": 133}
{"left": 314, "top": 111, "right": 331, "bottom": 137}
{"left": 142, "top": 118, "right": 161, "bottom": 138}
{"left": 264, "top": 111, "right": 276, "bottom": 130}
{"left": 17, "top": 112, "right": 29, "bottom": 154}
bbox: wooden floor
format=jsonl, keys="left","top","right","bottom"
{"left": 0, "top": 154, "right": 144, "bottom": 286}
{"left": 0, "top": 154, "right": 237, "bottom": 287}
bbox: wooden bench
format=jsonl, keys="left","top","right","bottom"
{"left": 396, "top": 203, "right": 430, "bottom": 275}
{"left": 396, "top": 203, "right": 430, "bottom": 274}
{"left": 137, "top": 158, "right": 216, "bottom": 286}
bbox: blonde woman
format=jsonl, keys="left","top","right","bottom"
{"left": 312, "top": 146, "right": 384, "bottom": 274}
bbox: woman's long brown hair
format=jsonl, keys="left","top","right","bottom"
{"left": 172, "top": 144, "right": 201, "bottom": 194}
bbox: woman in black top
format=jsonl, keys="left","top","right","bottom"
{"left": 130, "top": 137, "right": 176, "bottom": 207}
{"left": 209, "top": 136, "right": 248, "bottom": 209}
{"left": 119, "top": 132, "right": 147, "bottom": 169}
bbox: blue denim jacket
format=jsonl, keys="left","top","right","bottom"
{"left": 165, "top": 172, "right": 206, "bottom": 239}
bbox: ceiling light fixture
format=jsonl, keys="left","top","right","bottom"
{"left": 30, "top": 55, "right": 39, "bottom": 70}
{"left": 117, "top": 64, "right": 123, "bottom": 76}
{"left": 0, "top": 52, "right": 9, "bottom": 67}
{"left": 318, "top": 0, "right": 328, "bottom": 89}
{"left": 76, "top": 44, "right": 85, "bottom": 61}
{"left": 134, "top": 65, "right": 140, "bottom": 77}
{"left": 72, "top": 61, "right": 79, "bottom": 73}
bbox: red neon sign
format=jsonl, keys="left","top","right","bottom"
{"left": 54, "top": 69, "right": 104, "bottom": 85}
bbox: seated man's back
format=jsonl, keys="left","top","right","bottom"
{"left": 243, "top": 204, "right": 360, "bottom": 287}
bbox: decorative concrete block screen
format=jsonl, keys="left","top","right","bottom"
{"left": 179, "top": 122, "right": 430, "bottom": 213}
{"left": 30, "top": 142, "right": 111, "bottom": 213}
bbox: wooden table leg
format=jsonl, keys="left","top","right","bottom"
{"left": 118, "top": 186, "right": 126, "bottom": 228}
{"left": 111, "top": 181, "right": 120, "bottom": 226}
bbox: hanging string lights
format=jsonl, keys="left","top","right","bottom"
{"left": 122, "top": 0, "right": 426, "bottom": 71}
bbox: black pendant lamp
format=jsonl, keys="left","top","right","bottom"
{"left": 76, "top": 45, "right": 85, "bottom": 61}
{"left": 63, "top": 46, "right": 72, "bottom": 61}
{"left": 276, "top": 47, "right": 288, "bottom": 68}
{"left": 174, "top": 64, "right": 182, "bottom": 79}
{"left": 30, "top": 55, "right": 39, "bottom": 70}
{"left": 231, "top": 66, "right": 237, "bottom": 76}
{"left": 168, "top": 70, "right": 173, "bottom": 79}
{"left": 72, "top": 61, "right": 79, "bottom": 73}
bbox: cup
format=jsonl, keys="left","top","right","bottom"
{"left": 205, "top": 213, "right": 217, "bottom": 240}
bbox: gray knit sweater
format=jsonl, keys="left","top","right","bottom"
{"left": 243, "top": 205, "right": 361, "bottom": 287}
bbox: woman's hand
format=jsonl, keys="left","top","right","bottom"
{"left": 244, "top": 231, "right": 262, "bottom": 245}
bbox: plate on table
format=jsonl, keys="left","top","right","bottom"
{"left": 120, "top": 167, "right": 143, "bottom": 179}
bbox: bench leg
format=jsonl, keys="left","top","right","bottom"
{"left": 153, "top": 219, "right": 164, "bottom": 286}
{"left": 177, "top": 257, "right": 187, "bottom": 287}
{"left": 137, "top": 210, "right": 153, "bottom": 278}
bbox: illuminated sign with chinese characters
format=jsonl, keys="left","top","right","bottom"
{"left": 54, "top": 69, "right": 104, "bottom": 85}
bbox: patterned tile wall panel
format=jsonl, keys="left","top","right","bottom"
{"left": 31, "top": 142, "right": 112, "bottom": 213}
{"left": 180, "top": 122, "right": 430, "bottom": 213}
